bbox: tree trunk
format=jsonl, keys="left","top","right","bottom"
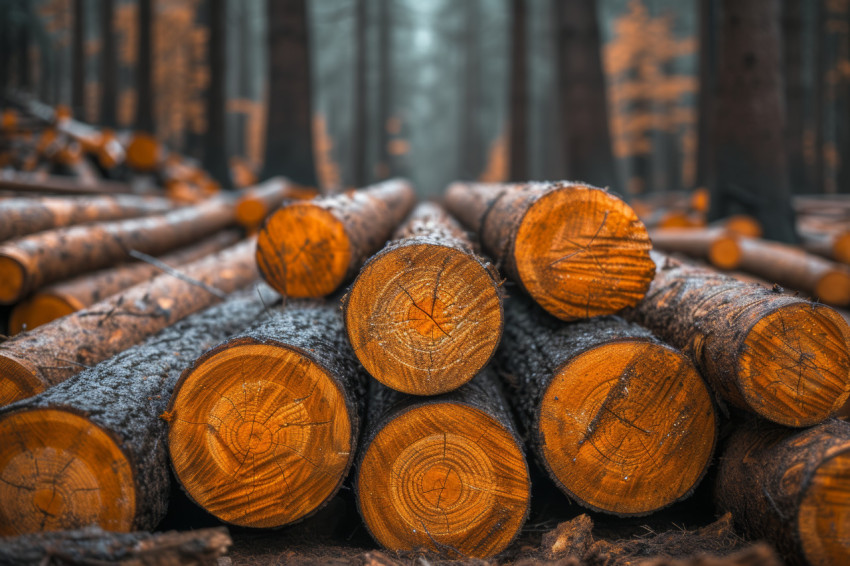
{"left": 71, "top": 0, "right": 85, "bottom": 119}
{"left": 0, "top": 285, "right": 277, "bottom": 535}
{"left": 624, "top": 251, "right": 850, "bottom": 427}
{"left": 256, "top": 178, "right": 415, "bottom": 298}
{"left": 356, "top": 369, "right": 529, "bottom": 558}
{"left": 9, "top": 229, "right": 241, "bottom": 334}
{"left": 695, "top": 0, "right": 716, "bottom": 192}
{"left": 351, "top": 0, "right": 367, "bottom": 187}
{"left": 376, "top": 0, "right": 391, "bottom": 179}
{"left": 460, "top": 0, "right": 482, "bottom": 181}
{"left": 260, "top": 0, "right": 318, "bottom": 187}
{"left": 343, "top": 202, "right": 503, "bottom": 395}
{"left": 202, "top": 0, "right": 230, "bottom": 189}
{"left": 783, "top": 0, "right": 806, "bottom": 194}
{"left": 166, "top": 301, "right": 367, "bottom": 528}
{"left": 99, "top": 0, "right": 118, "bottom": 128}
{"left": 234, "top": 176, "right": 317, "bottom": 230}
{"left": 496, "top": 293, "right": 716, "bottom": 517}
{"left": 716, "top": 418, "right": 850, "bottom": 566}
{"left": 508, "top": 0, "right": 527, "bottom": 182}
{"left": 443, "top": 181, "right": 654, "bottom": 321}
{"left": 135, "top": 0, "right": 153, "bottom": 134}
{"left": 0, "top": 238, "right": 258, "bottom": 407}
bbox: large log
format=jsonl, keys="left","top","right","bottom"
{"left": 344, "top": 202, "right": 503, "bottom": 395}
{"left": 0, "top": 197, "right": 235, "bottom": 304}
{"left": 444, "top": 181, "right": 655, "bottom": 321}
{"left": 0, "top": 194, "right": 174, "bottom": 242}
{"left": 716, "top": 418, "right": 850, "bottom": 566}
{"left": 0, "top": 284, "right": 277, "bottom": 535}
{"left": 234, "top": 176, "right": 317, "bottom": 230}
{"left": 8, "top": 230, "right": 242, "bottom": 333}
{"left": 0, "top": 238, "right": 258, "bottom": 407}
{"left": 626, "top": 252, "right": 850, "bottom": 427}
{"left": 256, "top": 178, "right": 416, "bottom": 298}
{"left": 166, "top": 301, "right": 368, "bottom": 528}
{"left": 356, "top": 369, "right": 529, "bottom": 558}
{"left": 496, "top": 294, "right": 716, "bottom": 516}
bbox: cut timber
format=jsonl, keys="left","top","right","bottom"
{"left": 0, "top": 238, "right": 258, "bottom": 407}
{"left": 716, "top": 419, "right": 850, "bottom": 566}
{"left": 801, "top": 229, "right": 850, "bottom": 265}
{"left": 626, "top": 252, "right": 850, "bottom": 427}
{"left": 0, "top": 171, "right": 136, "bottom": 195}
{"left": 649, "top": 227, "right": 741, "bottom": 269}
{"left": 8, "top": 230, "right": 241, "bottom": 333}
{"left": 496, "top": 294, "right": 716, "bottom": 516}
{"left": 444, "top": 181, "right": 654, "bottom": 321}
{"left": 166, "top": 302, "right": 368, "bottom": 528}
{"left": 125, "top": 132, "right": 162, "bottom": 172}
{"left": 0, "top": 196, "right": 235, "bottom": 304}
{"left": 235, "top": 177, "right": 317, "bottom": 230}
{"left": 0, "top": 526, "right": 231, "bottom": 566}
{"left": 356, "top": 370, "right": 529, "bottom": 558}
{"left": 256, "top": 178, "right": 416, "bottom": 298}
{"left": 344, "top": 202, "right": 503, "bottom": 395}
{"left": 0, "top": 285, "right": 277, "bottom": 535}
{"left": 0, "top": 194, "right": 173, "bottom": 242}
{"left": 717, "top": 214, "right": 762, "bottom": 238}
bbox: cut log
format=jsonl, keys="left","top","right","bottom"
{"left": 716, "top": 214, "right": 762, "bottom": 238}
{"left": 125, "top": 132, "right": 162, "bottom": 172}
{"left": 496, "top": 294, "right": 716, "bottom": 516}
{"left": 0, "top": 284, "right": 277, "bottom": 535}
{"left": 0, "top": 238, "right": 258, "bottom": 407}
{"left": 800, "top": 229, "right": 850, "bottom": 265}
{"left": 166, "top": 301, "right": 368, "bottom": 528}
{"left": 0, "top": 525, "right": 231, "bottom": 566}
{"left": 716, "top": 418, "right": 850, "bottom": 566}
{"left": 256, "top": 178, "right": 416, "bottom": 298}
{"left": 234, "top": 176, "right": 317, "bottom": 230}
{"left": 0, "top": 197, "right": 235, "bottom": 304}
{"left": 344, "top": 202, "right": 503, "bottom": 395}
{"left": 356, "top": 369, "right": 529, "bottom": 558}
{"left": 649, "top": 227, "right": 741, "bottom": 269}
{"left": 0, "top": 194, "right": 174, "bottom": 242}
{"left": 0, "top": 171, "right": 137, "bottom": 195}
{"left": 626, "top": 252, "right": 850, "bottom": 427}
{"left": 8, "top": 230, "right": 241, "bottom": 333}
{"left": 444, "top": 181, "right": 655, "bottom": 321}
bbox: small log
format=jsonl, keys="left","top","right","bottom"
{"left": 344, "top": 202, "right": 503, "bottom": 394}
{"left": 0, "top": 525, "right": 231, "bottom": 566}
{"left": 800, "top": 229, "right": 850, "bottom": 265}
{"left": 714, "top": 214, "right": 762, "bottom": 238}
{"left": 626, "top": 252, "right": 850, "bottom": 427}
{"left": 8, "top": 230, "right": 241, "bottom": 333}
{"left": 256, "top": 178, "right": 416, "bottom": 298}
{"left": 0, "top": 238, "right": 258, "bottom": 407}
{"left": 0, "top": 285, "right": 276, "bottom": 535}
{"left": 0, "top": 171, "right": 137, "bottom": 195}
{"left": 125, "top": 131, "right": 162, "bottom": 172}
{"left": 166, "top": 301, "right": 368, "bottom": 528}
{"left": 0, "top": 194, "right": 174, "bottom": 242}
{"left": 444, "top": 181, "right": 654, "bottom": 321}
{"left": 649, "top": 227, "right": 741, "bottom": 269}
{"left": 716, "top": 418, "right": 850, "bottom": 566}
{"left": 356, "top": 369, "right": 530, "bottom": 558}
{"left": 234, "top": 176, "right": 317, "bottom": 230}
{"left": 0, "top": 197, "right": 235, "bottom": 304}
{"left": 496, "top": 294, "right": 716, "bottom": 516}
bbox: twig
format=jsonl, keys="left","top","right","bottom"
{"left": 128, "top": 249, "right": 227, "bottom": 300}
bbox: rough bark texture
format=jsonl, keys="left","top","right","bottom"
{"left": 625, "top": 252, "right": 850, "bottom": 427}
{"left": 716, "top": 418, "right": 850, "bottom": 566}
{"left": 0, "top": 197, "right": 235, "bottom": 303}
{"left": 0, "top": 238, "right": 259, "bottom": 407}
{"left": 0, "top": 284, "right": 277, "bottom": 534}
{"left": 0, "top": 172, "right": 137, "bottom": 195}
{"left": 0, "top": 194, "right": 174, "bottom": 242}
{"left": 0, "top": 526, "right": 231, "bottom": 566}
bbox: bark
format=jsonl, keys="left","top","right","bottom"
{"left": 0, "top": 238, "right": 258, "bottom": 407}
{"left": 0, "top": 194, "right": 173, "bottom": 242}
{"left": 71, "top": 0, "right": 85, "bottom": 119}
{"left": 351, "top": 0, "right": 367, "bottom": 187}
{"left": 783, "top": 0, "right": 806, "bottom": 194}
{"left": 443, "top": 181, "right": 654, "bottom": 321}
{"left": 355, "top": 369, "right": 529, "bottom": 558}
{"left": 624, "top": 251, "right": 850, "bottom": 427}
{"left": 202, "top": 0, "right": 230, "bottom": 188}
{"left": 460, "top": 0, "right": 482, "bottom": 181}
{"left": 0, "top": 284, "right": 277, "bottom": 535}
{"left": 695, "top": 0, "right": 716, "bottom": 191}
{"left": 166, "top": 301, "right": 368, "bottom": 528}
{"left": 343, "top": 202, "right": 503, "bottom": 395}
{"left": 495, "top": 293, "right": 716, "bottom": 516}
{"left": 100, "top": 0, "right": 117, "bottom": 129}
{"left": 135, "top": 0, "right": 154, "bottom": 134}
{"left": 508, "top": 0, "right": 527, "bottom": 181}
{"left": 256, "top": 178, "right": 416, "bottom": 298}
{"left": 716, "top": 418, "right": 850, "bottom": 566}
{"left": 0, "top": 196, "right": 235, "bottom": 303}
{"left": 0, "top": 172, "right": 136, "bottom": 195}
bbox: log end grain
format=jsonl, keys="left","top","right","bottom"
{"left": 797, "top": 450, "right": 850, "bottom": 566}
{"left": 514, "top": 186, "right": 654, "bottom": 321}
{"left": 0, "top": 408, "right": 135, "bottom": 535}
{"left": 345, "top": 243, "right": 503, "bottom": 395}
{"left": 722, "top": 215, "right": 762, "bottom": 238}
{"left": 0, "top": 355, "right": 45, "bottom": 407}
{"left": 256, "top": 203, "right": 352, "bottom": 298}
{"left": 836, "top": 233, "right": 850, "bottom": 265}
{"left": 167, "top": 340, "right": 354, "bottom": 528}
{"left": 736, "top": 303, "right": 850, "bottom": 427}
{"left": 815, "top": 270, "right": 850, "bottom": 307}
{"left": 234, "top": 198, "right": 268, "bottom": 229}
{"left": 8, "top": 293, "right": 81, "bottom": 335}
{"left": 539, "top": 341, "right": 716, "bottom": 515}
{"left": 707, "top": 235, "right": 741, "bottom": 269}
{"left": 357, "top": 402, "right": 529, "bottom": 558}
{"left": 0, "top": 253, "right": 27, "bottom": 304}
{"left": 125, "top": 133, "right": 161, "bottom": 172}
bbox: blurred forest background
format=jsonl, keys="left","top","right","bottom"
{"left": 0, "top": 0, "right": 848, "bottom": 207}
